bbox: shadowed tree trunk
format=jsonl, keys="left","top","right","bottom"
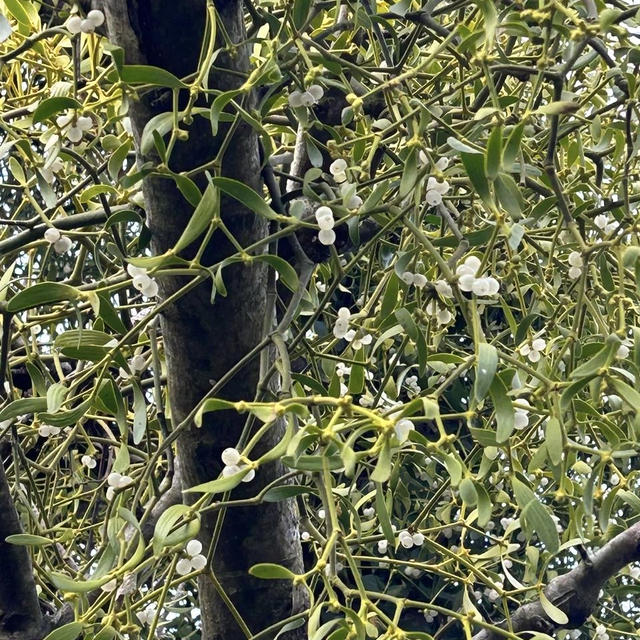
{"left": 0, "top": 461, "right": 45, "bottom": 640}
{"left": 103, "top": 2, "right": 305, "bottom": 638}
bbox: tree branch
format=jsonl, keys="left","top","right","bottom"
{"left": 472, "top": 521, "right": 640, "bottom": 640}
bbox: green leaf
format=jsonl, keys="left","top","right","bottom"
{"left": 46, "top": 383, "right": 68, "bottom": 414}
{"left": 7, "top": 283, "right": 80, "bottom": 312}
{"left": 42, "top": 622, "right": 84, "bottom": 640}
{"left": 4, "top": 0, "right": 31, "bottom": 26}
{"left": 475, "top": 343, "right": 498, "bottom": 401}
{"left": 49, "top": 572, "right": 111, "bottom": 594}
{"left": 442, "top": 453, "right": 463, "bottom": 486}
{"left": 512, "top": 477, "right": 559, "bottom": 554}
{"left": 0, "top": 397, "right": 48, "bottom": 422}
{"left": 485, "top": 125, "right": 503, "bottom": 180}
{"left": 570, "top": 335, "right": 619, "bottom": 379}
{"left": 140, "top": 112, "right": 174, "bottom": 156}
{"left": 173, "top": 173, "right": 202, "bottom": 207}
{"left": 153, "top": 504, "right": 199, "bottom": 554}
{"left": 118, "top": 65, "right": 186, "bottom": 88}
{"left": 211, "top": 177, "right": 280, "bottom": 221}
{"left": 461, "top": 151, "right": 492, "bottom": 206}
{"left": 173, "top": 182, "right": 219, "bottom": 254}
{"left": 184, "top": 467, "right": 249, "bottom": 494}
{"left": 37, "top": 400, "right": 91, "bottom": 428}
{"left": 478, "top": 0, "right": 498, "bottom": 46}
{"left": 371, "top": 437, "right": 391, "bottom": 483}
{"left": 459, "top": 477, "right": 478, "bottom": 506}
{"left": 399, "top": 148, "right": 417, "bottom": 198}
{"left": 281, "top": 454, "right": 344, "bottom": 471}
{"left": 503, "top": 121, "right": 525, "bottom": 170}
{"left": 534, "top": 101, "right": 580, "bottom": 116}
{"left": 475, "top": 483, "right": 492, "bottom": 527}
{"left": 606, "top": 377, "right": 640, "bottom": 411}
{"left": 5, "top": 533, "right": 54, "bottom": 546}
{"left": 489, "top": 375, "right": 515, "bottom": 443}
{"left": 495, "top": 173, "right": 523, "bottom": 220}
{"left": 258, "top": 422, "right": 293, "bottom": 464}
{"left": 249, "top": 563, "right": 295, "bottom": 580}
{"left": 54, "top": 329, "right": 126, "bottom": 366}
{"left": 262, "top": 485, "right": 313, "bottom": 502}
{"left": 194, "top": 398, "right": 236, "bottom": 427}
{"left": 79, "top": 184, "right": 118, "bottom": 204}
{"left": 32, "top": 97, "right": 81, "bottom": 123}
{"left": 447, "top": 136, "right": 482, "bottom": 154}
{"left": 255, "top": 255, "right": 299, "bottom": 292}
{"left": 545, "top": 418, "right": 563, "bottom": 466}
{"left": 108, "top": 140, "right": 132, "bottom": 181}
{"left": 560, "top": 375, "right": 595, "bottom": 412}
{"left": 540, "top": 591, "right": 569, "bottom": 625}
{"left": 132, "top": 382, "right": 147, "bottom": 445}
{"left": 211, "top": 90, "right": 242, "bottom": 136}
{"left": 375, "top": 482, "right": 395, "bottom": 546}
{"left": 395, "top": 308, "right": 418, "bottom": 341}
{"left": 293, "top": 0, "right": 313, "bottom": 29}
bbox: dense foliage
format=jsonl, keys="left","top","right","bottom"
{"left": 1, "top": 1, "right": 640, "bottom": 640}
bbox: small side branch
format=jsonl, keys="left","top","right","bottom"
{"left": 472, "top": 521, "right": 640, "bottom": 640}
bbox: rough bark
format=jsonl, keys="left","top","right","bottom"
{"left": 0, "top": 460, "right": 46, "bottom": 640}
{"left": 473, "top": 521, "right": 640, "bottom": 640}
{"left": 103, "top": 2, "right": 305, "bottom": 639}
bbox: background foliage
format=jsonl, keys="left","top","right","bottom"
{"left": 1, "top": 1, "right": 640, "bottom": 640}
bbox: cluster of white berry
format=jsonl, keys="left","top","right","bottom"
{"left": 44, "top": 227, "right": 73, "bottom": 254}
{"left": 329, "top": 158, "right": 348, "bottom": 184}
{"left": 81, "top": 454, "right": 97, "bottom": 469}
{"left": 519, "top": 337, "right": 546, "bottom": 363}
{"left": 333, "top": 307, "right": 352, "bottom": 339}
{"left": 567, "top": 251, "right": 584, "bottom": 279}
{"left": 288, "top": 85, "right": 323, "bottom": 108}
{"left": 399, "top": 271, "right": 428, "bottom": 288}
{"left": 127, "top": 264, "right": 159, "bottom": 298}
{"left": 176, "top": 539, "right": 207, "bottom": 575}
{"left": 425, "top": 299, "right": 452, "bottom": 326}
{"left": 220, "top": 447, "right": 255, "bottom": 482}
{"left": 56, "top": 112, "right": 92, "bottom": 143}
{"left": 106, "top": 471, "right": 134, "bottom": 500}
{"left": 38, "top": 424, "right": 60, "bottom": 437}
{"left": 315, "top": 206, "right": 336, "bottom": 246}
{"left": 66, "top": 9, "right": 105, "bottom": 35}
{"left": 398, "top": 529, "right": 425, "bottom": 549}
{"left": 455, "top": 255, "right": 500, "bottom": 296}
{"left": 425, "top": 176, "right": 450, "bottom": 206}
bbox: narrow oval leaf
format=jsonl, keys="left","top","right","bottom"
{"left": 540, "top": 591, "right": 569, "bottom": 625}
{"left": 5, "top": 533, "right": 54, "bottom": 546}
{"left": 249, "top": 563, "right": 295, "bottom": 580}
{"left": 7, "top": 283, "right": 80, "bottom": 312}
{"left": 42, "top": 622, "right": 84, "bottom": 640}
{"left": 211, "top": 177, "right": 280, "bottom": 220}
{"left": 32, "top": 97, "right": 81, "bottom": 124}
{"left": 475, "top": 343, "right": 498, "bottom": 401}
{"left": 173, "top": 182, "right": 219, "bottom": 254}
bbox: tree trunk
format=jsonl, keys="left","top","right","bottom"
{"left": 0, "top": 460, "right": 45, "bottom": 640}
{"left": 103, "top": 2, "right": 305, "bottom": 638}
